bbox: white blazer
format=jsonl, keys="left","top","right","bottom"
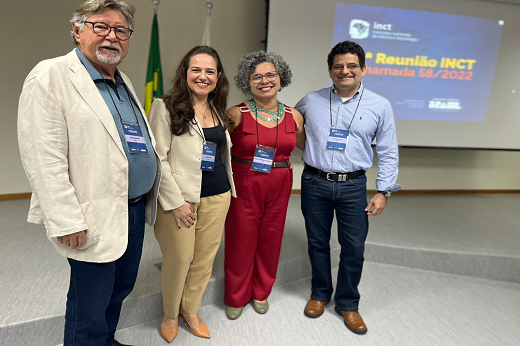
{"left": 18, "top": 50, "right": 161, "bottom": 263}
{"left": 148, "top": 98, "right": 236, "bottom": 211}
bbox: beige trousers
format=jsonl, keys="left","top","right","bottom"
{"left": 154, "top": 191, "right": 231, "bottom": 318}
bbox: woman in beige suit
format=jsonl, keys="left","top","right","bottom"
{"left": 148, "top": 45, "right": 235, "bottom": 343}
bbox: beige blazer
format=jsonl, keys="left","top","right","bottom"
{"left": 18, "top": 50, "right": 161, "bottom": 263}
{"left": 148, "top": 98, "right": 236, "bottom": 211}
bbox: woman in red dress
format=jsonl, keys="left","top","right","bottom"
{"left": 224, "top": 52, "right": 305, "bottom": 319}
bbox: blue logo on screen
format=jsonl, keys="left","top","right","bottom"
{"left": 349, "top": 19, "right": 370, "bottom": 39}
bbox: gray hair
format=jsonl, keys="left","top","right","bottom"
{"left": 234, "top": 51, "right": 292, "bottom": 94}
{"left": 70, "top": 0, "right": 136, "bottom": 46}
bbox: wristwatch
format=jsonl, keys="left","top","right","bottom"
{"left": 377, "top": 190, "right": 391, "bottom": 198}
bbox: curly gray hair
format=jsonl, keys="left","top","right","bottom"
{"left": 234, "top": 51, "right": 292, "bottom": 94}
{"left": 70, "top": 0, "right": 136, "bottom": 46}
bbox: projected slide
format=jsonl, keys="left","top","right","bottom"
{"left": 332, "top": 4, "right": 503, "bottom": 122}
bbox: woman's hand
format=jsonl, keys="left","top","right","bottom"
{"left": 172, "top": 202, "right": 196, "bottom": 228}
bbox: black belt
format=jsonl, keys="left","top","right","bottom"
{"left": 303, "top": 163, "right": 365, "bottom": 182}
{"left": 232, "top": 155, "right": 291, "bottom": 168}
{"left": 129, "top": 195, "right": 143, "bottom": 205}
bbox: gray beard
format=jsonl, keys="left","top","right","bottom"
{"left": 96, "top": 46, "right": 121, "bottom": 65}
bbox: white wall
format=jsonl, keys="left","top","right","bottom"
{"left": 1, "top": 0, "right": 519, "bottom": 194}
{"left": 0, "top": 0, "right": 265, "bottom": 194}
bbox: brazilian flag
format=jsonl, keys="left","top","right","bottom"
{"left": 144, "top": 14, "right": 163, "bottom": 116}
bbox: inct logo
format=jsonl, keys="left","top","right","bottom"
{"left": 349, "top": 19, "right": 370, "bottom": 39}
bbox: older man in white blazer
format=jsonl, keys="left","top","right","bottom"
{"left": 17, "top": 1, "right": 160, "bottom": 345}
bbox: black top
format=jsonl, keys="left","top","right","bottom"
{"left": 201, "top": 126, "right": 231, "bottom": 198}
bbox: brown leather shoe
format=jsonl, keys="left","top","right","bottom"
{"left": 304, "top": 299, "right": 329, "bottom": 318}
{"left": 334, "top": 307, "right": 368, "bottom": 334}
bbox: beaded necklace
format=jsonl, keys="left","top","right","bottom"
{"left": 249, "top": 100, "right": 285, "bottom": 122}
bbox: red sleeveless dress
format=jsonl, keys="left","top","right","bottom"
{"left": 224, "top": 103, "right": 296, "bottom": 307}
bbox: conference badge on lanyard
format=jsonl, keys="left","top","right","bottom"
{"left": 326, "top": 128, "right": 349, "bottom": 151}
{"left": 201, "top": 141, "right": 217, "bottom": 171}
{"left": 122, "top": 122, "right": 149, "bottom": 154}
{"left": 251, "top": 145, "right": 276, "bottom": 174}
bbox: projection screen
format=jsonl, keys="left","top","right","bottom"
{"left": 267, "top": 0, "right": 520, "bottom": 150}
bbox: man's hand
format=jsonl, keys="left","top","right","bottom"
{"left": 365, "top": 193, "right": 387, "bottom": 216}
{"left": 57, "top": 230, "right": 86, "bottom": 249}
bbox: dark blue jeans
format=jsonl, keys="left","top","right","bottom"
{"left": 301, "top": 170, "right": 368, "bottom": 311}
{"left": 64, "top": 197, "right": 146, "bottom": 346}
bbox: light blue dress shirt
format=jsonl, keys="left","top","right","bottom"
{"left": 76, "top": 48, "right": 157, "bottom": 199}
{"left": 295, "top": 84, "right": 401, "bottom": 191}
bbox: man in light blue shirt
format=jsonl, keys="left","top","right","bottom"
{"left": 296, "top": 41, "right": 400, "bottom": 335}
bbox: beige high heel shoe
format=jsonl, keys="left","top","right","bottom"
{"left": 160, "top": 325, "right": 178, "bottom": 343}
{"left": 159, "top": 315, "right": 178, "bottom": 343}
{"left": 179, "top": 308, "right": 210, "bottom": 339}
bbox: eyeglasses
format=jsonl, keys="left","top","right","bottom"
{"left": 332, "top": 64, "right": 361, "bottom": 72}
{"left": 84, "top": 21, "right": 133, "bottom": 41}
{"left": 250, "top": 71, "right": 279, "bottom": 84}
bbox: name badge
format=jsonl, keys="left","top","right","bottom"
{"left": 201, "top": 141, "right": 217, "bottom": 171}
{"left": 122, "top": 122, "right": 149, "bottom": 154}
{"left": 326, "top": 128, "right": 349, "bottom": 151}
{"left": 251, "top": 145, "right": 276, "bottom": 174}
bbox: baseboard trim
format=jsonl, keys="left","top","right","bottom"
{"left": 291, "top": 189, "right": 520, "bottom": 195}
{"left": 0, "top": 193, "right": 31, "bottom": 201}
